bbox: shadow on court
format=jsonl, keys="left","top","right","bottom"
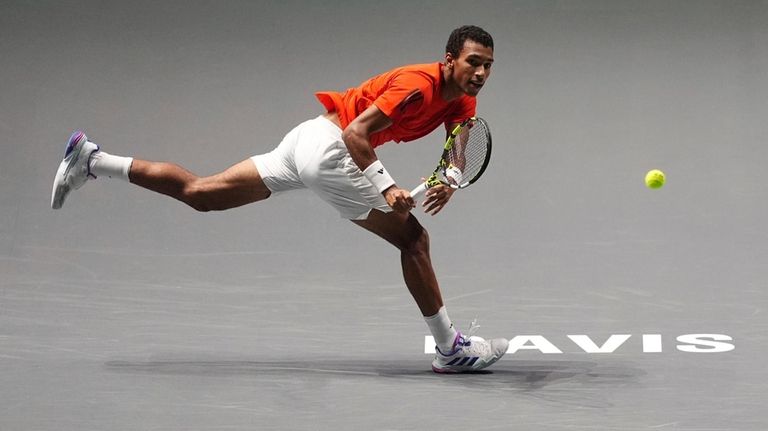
{"left": 105, "top": 358, "right": 645, "bottom": 400}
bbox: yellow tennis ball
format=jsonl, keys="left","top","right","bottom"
{"left": 645, "top": 169, "right": 665, "bottom": 189}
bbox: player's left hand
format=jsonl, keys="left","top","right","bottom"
{"left": 422, "top": 183, "right": 454, "bottom": 216}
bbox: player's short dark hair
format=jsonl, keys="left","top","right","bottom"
{"left": 446, "top": 25, "right": 494, "bottom": 57}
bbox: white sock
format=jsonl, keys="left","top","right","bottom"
{"left": 424, "top": 306, "right": 458, "bottom": 354}
{"left": 89, "top": 151, "right": 133, "bottom": 181}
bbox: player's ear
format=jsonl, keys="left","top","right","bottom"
{"left": 444, "top": 52, "right": 455, "bottom": 69}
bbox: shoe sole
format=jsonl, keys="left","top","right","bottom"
{"left": 432, "top": 339, "right": 509, "bottom": 374}
{"left": 431, "top": 356, "right": 503, "bottom": 374}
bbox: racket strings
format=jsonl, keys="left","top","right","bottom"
{"left": 444, "top": 120, "right": 490, "bottom": 184}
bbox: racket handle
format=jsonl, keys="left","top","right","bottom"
{"left": 410, "top": 182, "right": 429, "bottom": 200}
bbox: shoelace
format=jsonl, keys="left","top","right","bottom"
{"left": 457, "top": 319, "right": 481, "bottom": 348}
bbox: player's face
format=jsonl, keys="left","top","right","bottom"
{"left": 446, "top": 40, "right": 494, "bottom": 97}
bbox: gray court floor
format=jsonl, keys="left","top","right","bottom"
{"left": 2, "top": 1, "right": 767, "bottom": 430}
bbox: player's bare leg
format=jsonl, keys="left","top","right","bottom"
{"left": 353, "top": 209, "right": 442, "bottom": 316}
{"left": 51, "top": 130, "right": 271, "bottom": 211}
{"left": 129, "top": 159, "right": 271, "bottom": 211}
{"left": 353, "top": 209, "right": 509, "bottom": 373}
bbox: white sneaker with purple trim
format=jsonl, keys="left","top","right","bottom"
{"left": 432, "top": 320, "right": 509, "bottom": 373}
{"left": 51, "top": 131, "right": 99, "bottom": 209}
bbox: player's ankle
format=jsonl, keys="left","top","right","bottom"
{"left": 424, "top": 306, "right": 459, "bottom": 352}
{"left": 89, "top": 150, "right": 133, "bottom": 181}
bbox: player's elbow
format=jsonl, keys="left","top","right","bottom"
{"left": 342, "top": 125, "right": 376, "bottom": 164}
{"left": 341, "top": 124, "right": 365, "bottom": 148}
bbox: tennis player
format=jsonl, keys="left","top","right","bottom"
{"left": 51, "top": 25, "right": 508, "bottom": 373}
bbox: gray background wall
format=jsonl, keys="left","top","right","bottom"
{"left": 1, "top": 1, "right": 767, "bottom": 430}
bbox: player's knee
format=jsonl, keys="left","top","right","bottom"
{"left": 400, "top": 219, "right": 430, "bottom": 257}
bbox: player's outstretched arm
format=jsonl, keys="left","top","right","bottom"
{"left": 342, "top": 106, "right": 414, "bottom": 213}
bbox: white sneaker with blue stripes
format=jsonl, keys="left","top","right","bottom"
{"left": 432, "top": 320, "right": 509, "bottom": 373}
{"left": 51, "top": 130, "right": 99, "bottom": 209}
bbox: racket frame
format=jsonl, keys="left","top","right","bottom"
{"left": 410, "top": 116, "right": 492, "bottom": 199}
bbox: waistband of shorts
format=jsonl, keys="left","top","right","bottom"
{"left": 314, "top": 114, "right": 343, "bottom": 133}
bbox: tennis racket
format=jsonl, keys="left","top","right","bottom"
{"left": 410, "top": 117, "right": 492, "bottom": 200}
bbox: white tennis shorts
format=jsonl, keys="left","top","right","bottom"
{"left": 251, "top": 116, "right": 391, "bottom": 220}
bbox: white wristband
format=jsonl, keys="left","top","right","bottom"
{"left": 445, "top": 164, "right": 463, "bottom": 185}
{"left": 362, "top": 160, "right": 396, "bottom": 194}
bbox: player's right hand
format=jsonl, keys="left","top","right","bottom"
{"left": 384, "top": 186, "right": 415, "bottom": 213}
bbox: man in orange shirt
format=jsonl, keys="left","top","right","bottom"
{"left": 51, "top": 25, "right": 508, "bottom": 373}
